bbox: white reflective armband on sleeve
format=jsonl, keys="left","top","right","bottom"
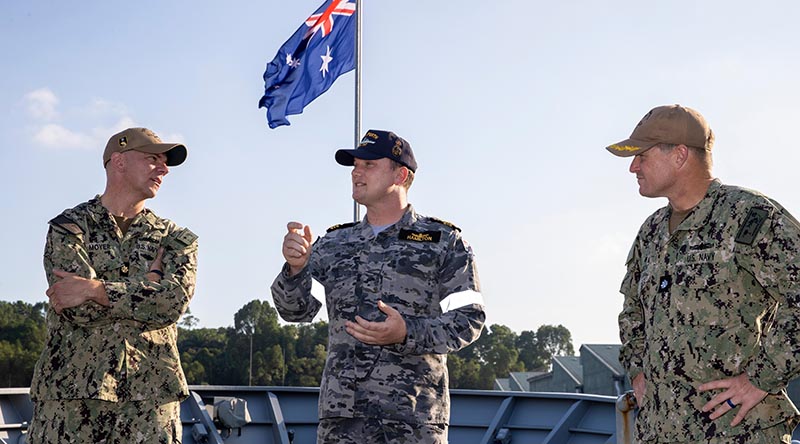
{"left": 440, "top": 290, "right": 484, "bottom": 312}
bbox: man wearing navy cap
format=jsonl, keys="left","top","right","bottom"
{"left": 271, "top": 129, "right": 485, "bottom": 443}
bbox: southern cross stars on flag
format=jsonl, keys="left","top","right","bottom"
{"left": 258, "top": 0, "right": 357, "bottom": 129}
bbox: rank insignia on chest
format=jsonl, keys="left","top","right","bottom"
{"left": 399, "top": 229, "right": 441, "bottom": 243}
{"left": 658, "top": 275, "right": 672, "bottom": 293}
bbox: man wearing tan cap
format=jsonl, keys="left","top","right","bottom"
{"left": 27, "top": 128, "right": 198, "bottom": 444}
{"left": 609, "top": 105, "right": 800, "bottom": 442}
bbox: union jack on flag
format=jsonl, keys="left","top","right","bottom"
{"left": 258, "top": 0, "right": 357, "bottom": 129}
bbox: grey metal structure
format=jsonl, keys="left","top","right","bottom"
{"left": 0, "top": 386, "right": 626, "bottom": 444}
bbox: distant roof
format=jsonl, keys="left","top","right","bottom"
{"left": 580, "top": 344, "right": 624, "bottom": 376}
{"left": 510, "top": 371, "right": 546, "bottom": 391}
{"left": 494, "top": 378, "right": 512, "bottom": 391}
{"left": 553, "top": 356, "right": 583, "bottom": 385}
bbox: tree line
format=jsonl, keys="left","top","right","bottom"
{"left": 0, "top": 300, "right": 574, "bottom": 389}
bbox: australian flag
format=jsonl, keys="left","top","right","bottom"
{"left": 258, "top": 0, "right": 357, "bottom": 128}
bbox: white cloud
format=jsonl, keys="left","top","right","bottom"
{"left": 24, "top": 88, "right": 59, "bottom": 120}
{"left": 33, "top": 124, "right": 94, "bottom": 149}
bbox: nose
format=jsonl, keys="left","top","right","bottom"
{"left": 629, "top": 156, "right": 640, "bottom": 174}
{"left": 157, "top": 161, "right": 169, "bottom": 176}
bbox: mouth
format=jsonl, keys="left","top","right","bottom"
{"left": 152, "top": 178, "right": 162, "bottom": 187}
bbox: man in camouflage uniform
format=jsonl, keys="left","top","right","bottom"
{"left": 608, "top": 105, "right": 800, "bottom": 443}
{"left": 28, "top": 127, "right": 198, "bottom": 444}
{"left": 272, "top": 129, "right": 485, "bottom": 443}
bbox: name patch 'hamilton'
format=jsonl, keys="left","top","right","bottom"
{"left": 399, "top": 229, "right": 441, "bottom": 243}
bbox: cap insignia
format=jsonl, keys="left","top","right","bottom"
{"left": 118, "top": 136, "right": 127, "bottom": 147}
{"left": 609, "top": 144, "right": 640, "bottom": 152}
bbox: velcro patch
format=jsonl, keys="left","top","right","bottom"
{"left": 48, "top": 215, "right": 83, "bottom": 236}
{"left": 399, "top": 229, "right": 441, "bottom": 243}
{"left": 735, "top": 208, "right": 769, "bottom": 245}
{"left": 174, "top": 228, "right": 198, "bottom": 247}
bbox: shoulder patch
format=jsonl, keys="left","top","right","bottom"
{"left": 735, "top": 207, "right": 769, "bottom": 245}
{"left": 399, "top": 229, "right": 441, "bottom": 243}
{"left": 326, "top": 222, "right": 356, "bottom": 233}
{"left": 426, "top": 217, "right": 460, "bottom": 232}
{"left": 174, "top": 228, "right": 199, "bottom": 247}
{"left": 48, "top": 215, "right": 83, "bottom": 236}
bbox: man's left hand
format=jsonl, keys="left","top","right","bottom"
{"left": 698, "top": 373, "right": 768, "bottom": 426}
{"left": 46, "top": 269, "right": 107, "bottom": 314}
{"left": 345, "top": 300, "right": 407, "bottom": 345}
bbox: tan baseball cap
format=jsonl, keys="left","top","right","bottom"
{"left": 103, "top": 127, "right": 187, "bottom": 167}
{"left": 606, "top": 105, "right": 714, "bottom": 157}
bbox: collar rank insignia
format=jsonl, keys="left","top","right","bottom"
{"left": 400, "top": 229, "right": 441, "bottom": 243}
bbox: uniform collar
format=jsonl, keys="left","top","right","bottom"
{"left": 86, "top": 195, "right": 164, "bottom": 232}
{"left": 667, "top": 179, "right": 722, "bottom": 232}
{"left": 356, "top": 204, "right": 418, "bottom": 236}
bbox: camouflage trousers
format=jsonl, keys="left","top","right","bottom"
{"left": 642, "top": 422, "right": 794, "bottom": 444}
{"left": 27, "top": 398, "right": 182, "bottom": 444}
{"left": 317, "top": 417, "right": 447, "bottom": 444}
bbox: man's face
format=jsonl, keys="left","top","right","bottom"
{"left": 628, "top": 146, "right": 678, "bottom": 198}
{"left": 350, "top": 157, "right": 401, "bottom": 206}
{"left": 121, "top": 150, "right": 169, "bottom": 200}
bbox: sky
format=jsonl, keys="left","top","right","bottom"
{"left": 3, "top": 1, "right": 800, "bottom": 351}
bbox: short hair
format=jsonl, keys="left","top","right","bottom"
{"left": 391, "top": 160, "right": 415, "bottom": 189}
{"left": 657, "top": 143, "right": 712, "bottom": 167}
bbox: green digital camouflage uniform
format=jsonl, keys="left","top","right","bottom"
{"left": 619, "top": 180, "right": 800, "bottom": 442}
{"left": 28, "top": 195, "right": 198, "bottom": 444}
{"left": 271, "top": 205, "right": 485, "bottom": 443}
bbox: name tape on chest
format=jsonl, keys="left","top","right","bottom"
{"left": 399, "top": 229, "right": 441, "bottom": 243}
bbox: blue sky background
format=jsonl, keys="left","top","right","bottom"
{"left": 3, "top": 1, "right": 800, "bottom": 349}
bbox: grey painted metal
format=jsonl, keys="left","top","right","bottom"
{"left": 181, "top": 392, "right": 224, "bottom": 444}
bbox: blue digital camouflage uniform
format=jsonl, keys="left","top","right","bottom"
{"left": 619, "top": 180, "right": 800, "bottom": 442}
{"left": 271, "top": 205, "right": 485, "bottom": 440}
{"left": 28, "top": 195, "right": 198, "bottom": 444}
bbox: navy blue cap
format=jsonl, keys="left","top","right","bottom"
{"left": 335, "top": 129, "right": 417, "bottom": 172}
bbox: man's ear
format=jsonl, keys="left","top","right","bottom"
{"left": 674, "top": 144, "right": 690, "bottom": 168}
{"left": 394, "top": 166, "right": 408, "bottom": 186}
{"left": 109, "top": 151, "right": 126, "bottom": 171}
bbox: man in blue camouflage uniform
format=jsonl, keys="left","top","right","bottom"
{"left": 28, "top": 127, "right": 198, "bottom": 444}
{"left": 608, "top": 105, "right": 800, "bottom": 443}
{"left": 271, "top": 129, "right": 485, "bottom": 443}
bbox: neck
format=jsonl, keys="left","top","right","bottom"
{"left": 100, "top": 185, "right": 147, "bottom": 218}
{"left": 365, "top": 194, "right": 408, "bottom": 226}
{"left": 668, "top": 177, "right": 714, "bottom": 212}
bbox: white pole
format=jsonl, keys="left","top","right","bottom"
{"left": 353, "top": 0, "right": 363, "bottom": 222}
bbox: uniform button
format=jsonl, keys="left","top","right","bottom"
{"left": 121, "top": 265, "right": 129, "bottom": 275}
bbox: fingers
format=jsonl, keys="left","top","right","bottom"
{"left": 377, "top": 300, "right": 398, "bottom": 316}
{"left": 283, "top": 222, "right": 313, "bottom": 263}
{"left": 52, "top": 269, "right": 73, "bottom": 278}
{"left": 699, "top": 374, "right": 768, "bottom": 424}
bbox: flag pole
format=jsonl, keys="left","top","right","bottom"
{"left": 352, "top": 0, "right": 362, "bottom": 223}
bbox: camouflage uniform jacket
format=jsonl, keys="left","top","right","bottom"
{"left": 31, "top": 195, "right": 198, "bottom": 403}
{"left": 619, "top": 180, "right": 800, "bottom": 441}
{"left": 271, "top": 205, "right": 485, "bottom": 425}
